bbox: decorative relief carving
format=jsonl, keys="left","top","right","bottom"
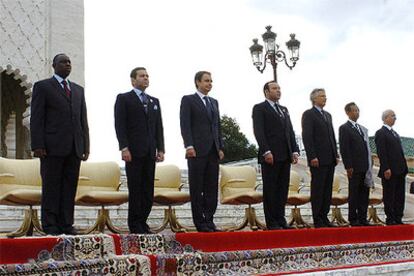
{"left": 0, "top": 0, "right": 49, "bottom": 82}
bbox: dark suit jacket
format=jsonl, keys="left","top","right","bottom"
{"left": 180, "top": 93, "right": 224, "bottom": 157}
{"left": 30, "top": 77, "right": 89, "bottom": 158}
{"left": 339, "top": 121, "right": 369, "bottom": 173}
{"left": 114, "top": 91, "right": 164, "bottom": 159}
{"left": 374, "top": 126, "right": 408, "bottom": 177}
{"left": 302, "top": 107, "right": 338, "bottom": 166}
{"left": 252, "top": 101, "right": 299, "bottom": 163}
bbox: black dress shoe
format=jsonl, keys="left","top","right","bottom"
{"left": 280, "top": 224, "right": 295, "bottom": 229}
{"left": 64, "top": 229, "right": 78, "bottom": 235}
{"left": 359, "top": 221, "right": 375, "bottom": 226}
{"left": 44, "top": 230, "right": 61, "bottom": 236}
{"left": 141, "top": 223, "right": 154, "bottom": 234}
{"left": 43, "top": 226, "right": 62, "bottom": 236}
{"left": 386, "top": 220, "right": 397, "bottom": 226}
{"left": 267, "top": 226, "right": 283, "bottom": 230}
{"left": 324, "top": 222, "right": 336, "bottom": 227}
{"left": 350, "top": 221, "right": 362, "bottom": 227}
{"left": 130, "top": 225, "right": 145, "bottom": 234}
{"left": 61, "top": 227, "right": 77, "bottom": 235}
{"left": 209, "top": 227, "right": 222, "bottom": 232}
{"left": 197, "top": 226, "right": 213, "bottom": 232}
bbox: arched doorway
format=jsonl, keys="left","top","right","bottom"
{"left": 0, "top": 65, "right": 32, "bottom": 159}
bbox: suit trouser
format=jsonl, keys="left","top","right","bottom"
{"left": 188, "top": 147, "right": 219, "bottom": 229}
{"left": 261, "top": 159, "right": 291, "bottom": 227}
{"left": 382, "top": 174, "right": 406, "bottom": 223}
{"left": 347, "top": 171, "right": 369, "bottom": 223}
{"left": 310, "top": 164, "right": 335, "bottom": 225}
{"left": 40, "top": 149, "right": 81, "bottom": 233}
{"left": 126, "top": 155, "right": 155, "bottom": 232}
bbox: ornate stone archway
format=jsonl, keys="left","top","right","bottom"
{"left": 0, "top": 64, "right": 33, "bottom": 159}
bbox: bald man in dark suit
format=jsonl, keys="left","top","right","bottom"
{"left": 375, "top": 109, "right": 408, "bottom": 225}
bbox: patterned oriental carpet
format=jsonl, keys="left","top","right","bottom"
{"left": 0, "top": 224, "right": 413, "bottom": 275}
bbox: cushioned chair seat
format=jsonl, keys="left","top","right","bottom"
{"left": 331, "top": 194, "right": 348, "bottom": 206}
{"left": 76, "top": 191, "right": 128, "bottom": 206}
{"left": 369, "top": 193, "right": 382, "bottom": 206}
{"left": 0, "top": 189, "right": 42, "bottom": 206}
{"left": 154, "top": 190, "right": 190, "bottom": 205}
{"left": 221, "top": 191, "right": 262, "bottom": 205}
{"left": 286, "top": 193, "right": 310, "bottom": 207}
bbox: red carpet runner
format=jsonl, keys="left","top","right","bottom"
{"left": 1, "top": 224, "right": 413, "bottom": 275}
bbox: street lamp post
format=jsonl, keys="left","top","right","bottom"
{"left": 249, "top": 26, "right": 300, "bottom": 82}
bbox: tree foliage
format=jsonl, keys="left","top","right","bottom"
{"left": 220, "top": 115, "right": 258, "bottom": 163}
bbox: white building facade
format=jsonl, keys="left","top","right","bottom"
{"left": 0, "top": 0, "right": 84, "bottom": 159}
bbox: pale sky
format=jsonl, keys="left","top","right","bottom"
{"left": 84, "top": 0, "right": 414, "bottom": 168}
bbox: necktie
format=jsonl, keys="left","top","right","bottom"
{"left": 141, "top": 92, "right": 148, "bottom": 113}
{"left": 355, "top": 123, "right": 362, "bottom": 136}
{"left": 321, "top": 110, "right": 327, "bottom": 121}
{"left": 274, "top": 103, "right": 284, "bottom": 118}
{"left": 203, "top": 96, "right": 213, "bottom": 120}
{"left": 61, "top": 80, "right": 71, "bottom": 97}
{"left": 391, "top": 129, "right": 399, "bottom": 138}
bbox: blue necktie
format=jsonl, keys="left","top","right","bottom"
{"left": 203, "top": 96, "right": 213, "bottom": 120}
{"left": 141, "top": 92, "right": 148, "bottom": 113}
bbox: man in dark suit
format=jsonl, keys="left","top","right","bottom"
{"left": 30, "top": 53, "right": 89, "bottom": 235}
{"left": 339, "top": 102, "right": 373, "bottom": 226}
{"left": 114, "top": 67, "right": 165, "bottom": 234}
{"left": 375, "top": 109, "right": 408, "bottom": 225}
{"left": 301, "top": 88, "right": 339, "bottom": 228}
{"left": 252, "top": 81, "right": 299, "bottom": 230}
{"left": 180, "top": 71, "right": 224, "bottom": 232}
